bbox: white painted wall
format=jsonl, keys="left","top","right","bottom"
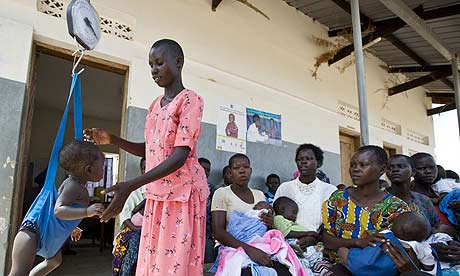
{"left": 0, "top": 16, "right": 32, "bottom": 83}
{"left": 1, "top": 0, "right": 435, "bottom": 156}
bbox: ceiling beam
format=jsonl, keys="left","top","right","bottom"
{"left": 212, "top": 0, "right": 223, "bottom": 11}
{"left": 427, "top": 102, "right": 456, "bottom": 115}
{"left": 328, "top": 5, "right": 423, "bottom": 65}
{"left": 328, "top": 0, "right": 455, "bottom": 93}
{"left": 431, "top": 98, "right": 455, "bottom": 105}
{"left": 328, "top": 0, "right": 372, "bottom": 37}
{"left": 384, "top": 35, "right": 427, "bottom": 67}
{"left": 440, "top": 78, "right": 455, "bottom": 90}
{"left": 389, "top": 70, "right": 452, "bottom": 95}
{"left": 427, "top": 93, "right": 455, "bottom": 104}
{"left": 384, "top": 36, "right": 455, "bottom": 89}
{"left": 427, "top": 92, "right": 455, "bottom": 98}
{"left": 379, "top": 0, "right": 454, "bottom": 61}
{"left": 329, "top": 4, "right": 460, "bottom": 37}
{"left": 388, "top": 65, "right": 452, "bottom": 73}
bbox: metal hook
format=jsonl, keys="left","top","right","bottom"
{"left": 72, "top": 47, "right": 85, "bottom": 75}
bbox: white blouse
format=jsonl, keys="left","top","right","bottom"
{"left": 274, "top": 177, "right": 336, "bottom": 231}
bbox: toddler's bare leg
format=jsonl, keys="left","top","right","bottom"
{"left": 8, "top": 231, "right": 37, "bottom": 276}
{"left": 30, "top": 251, "right": 62, "bottom": 276}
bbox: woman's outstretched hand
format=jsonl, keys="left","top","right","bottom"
{"left": 83, "top": 128, "right": 113, "bottom": 145}
{"left": 99, "top": 182, "right": 131, "bottom": 222}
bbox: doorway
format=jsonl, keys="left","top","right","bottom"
{"left": 18, "top": 42, "right": 128, "bottom": 275}
{"left": 383, "top": 143, "right": 400, "bottom": 158}
{"left": 339, "top": 131, "right": 360, "bottom": 186}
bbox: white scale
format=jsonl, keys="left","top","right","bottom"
{"left": 67, "top": 0, "right": 101, "bottom": 51}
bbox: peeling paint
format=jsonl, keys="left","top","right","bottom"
{"left": 3, "top": 156, "right": 16, "bottom": 169}
{"left": 0, "top": 217, "right": 7, "bottom": 234}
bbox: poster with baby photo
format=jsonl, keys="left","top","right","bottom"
{"left": 246, "top": 108, "right": 282, "bottom": 146}
{"left": 216, "top": 104, "right": 247, "bottom": 154}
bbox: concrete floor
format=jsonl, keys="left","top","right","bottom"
{"left": 50, "top": 242, "right": 112, "bottom": 276}
{"left": 49, "top": 240, "right": 215, "bottom": 275}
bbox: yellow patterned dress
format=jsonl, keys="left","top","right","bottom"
{"left": 322, "top": 189, "right": 410, "bottom": 240}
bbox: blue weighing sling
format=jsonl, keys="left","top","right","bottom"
{"left": 21, "top": 73, "right": 85, "bottom": 259}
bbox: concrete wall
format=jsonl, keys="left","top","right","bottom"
{"left": 0, "top": 16, "right": 32, "bottom": 274}
{"left": 123, "top": 106, "right": 341, "bottom": 192}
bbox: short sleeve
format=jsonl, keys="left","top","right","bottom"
{"left": 322, "top": 197, "right": 338, "bottom": 236}
{"left": 253, "top": 190, "right": 266, "bottom": 204}
{"left": 413, "top": 193, "right": 441, "bottom": 227}
{"left": 425, "top": 201, "right": 441, "bottom": 227}
{"left": 273, "top": 215, "right": 293, "bottom": 237}
{"left": 118, "top": 188, "right": 144, "bottom": 228}
{"left": 382, "top": 197, "right": 410, "bottom": 228}
{"left": 174, "top": 92, "right": 204, "bottom": 150}
{"left": 274, "top": 182, "right": 290, "bottom": 201}
{"left": 211, "top": 187, "right": 227, "bottom": 212}
{"left": 119, "top": 199, "right": 135, "bottom": 226}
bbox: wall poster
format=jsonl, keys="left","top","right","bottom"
{"left": 246, "top": 108, "right": 282, "bottom": 146}
{"left": 216, "top": 104, "right": 247, "bottom": 153}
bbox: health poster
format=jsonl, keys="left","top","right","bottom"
{"left": 246, "top": 108, "right": 282, "bottom": 146}
{"left": 216, "top": 104, "right": 246, "bottom": 154}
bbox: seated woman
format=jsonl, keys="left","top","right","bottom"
{"left": 211, "top": 154, "right": 304, "bottom": 276}
{"left": 339, "top": 212, "right": 440, "bottom": 275}
{"left": 386, "top": 154, "right": 455, "bottom": 235}
{"left": 408, "top": 153, "right": 460, "bottom": 266}
{"left": 275, "top": 144, "right": 336, "bottom": 247}
{"left": 322, "top": 145, "right": 411, "bottom": 275}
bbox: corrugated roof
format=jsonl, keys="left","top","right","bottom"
{"left": 282, "top": 0, "right": 460, "bottom": 100}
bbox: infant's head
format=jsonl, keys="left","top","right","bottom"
{"left": 59, "top": 140, "right": 104, "bottom": 181}
{"left": 391, "top": 212, "right": 431, "bottom": 242}
{"left": 253, "top": 201, "right": 270, "bottom": 211}
{"left": 273, "top": 196, "right": 298, "bottom": 222}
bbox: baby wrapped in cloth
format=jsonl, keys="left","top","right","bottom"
{"left": 211, "top": 201, "right": 308, "bottom": 276}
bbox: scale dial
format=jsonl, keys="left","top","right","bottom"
{"left": 67, "top": 0, "right": 101, "bottom": 50}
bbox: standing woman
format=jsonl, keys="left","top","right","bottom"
{"left": 84, "top": 39, "right": 209, "bottom": 275}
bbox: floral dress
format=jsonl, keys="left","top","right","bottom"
{"left": 322, "top": 189, "right": 410, "bottom": 240}
{"left": 136, "top": 89, "right": 210, "bottom": 275}
{"left": 409, "top": 192, "right": 441, "bottom": 227}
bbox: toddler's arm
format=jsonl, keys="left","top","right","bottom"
{"left": 286, "top": 230, "right": 319, "bottom": 239}
{"left": 54, "top": 182, "right": 104, "bottom": 220}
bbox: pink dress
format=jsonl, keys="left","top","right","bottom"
{"left": 136, "top": 89, "right": 210, "bottom": 275}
